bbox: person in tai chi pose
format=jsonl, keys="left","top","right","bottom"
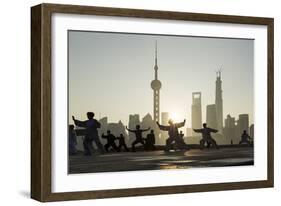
{"left": 72, "top": 112, "right": 105, "bottom": 155}
{"left": 144, "top": 129, "right": 156, "bottom": 151}
{"left": 193, "top": 123, "right": 219, "bottom": 149}
{"left": 157, "top": 119, "right": 186, "bottom": 151}
{"left": 116, "top": 133, "right": 129, "bottom": 152}
{"left": 102, "top": 130, "right": 119, "bottom": 152}
{"left": 126, "top": 125, "right": 150, "bottom": 152}
{"left": 239, "top": 130, "right": 253, "bottom": 146}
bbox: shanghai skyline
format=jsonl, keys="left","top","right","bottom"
{"left": 68, "top": 30, "right": 254, "bottom": 127}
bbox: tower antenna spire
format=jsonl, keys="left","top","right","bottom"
{"left": 151, "top": 41, "right": 162, "bottom": 122}
{"left": 216, "top": 65, "right": 223, "bottom": 78}
{"left": 155, "top": 40, "right": 158, "bottom": 66}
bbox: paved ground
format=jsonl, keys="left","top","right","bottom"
{"left": 68, "top": 147, "right": 253, "bottom": 174}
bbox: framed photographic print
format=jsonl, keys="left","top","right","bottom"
{"left": 31, "top": 3, "right": 274, "bottom": 202}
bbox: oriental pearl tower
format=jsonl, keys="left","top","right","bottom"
{"left": 151, "top": 41, "right": 162, "bottom": 122}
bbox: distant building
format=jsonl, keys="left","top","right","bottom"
{"left": 98, "top": 117, "right": 128, "bottom": 145}
{"left": 99, "top": 117, "right": 108, "bottom": 134}
{"left": 186, "top": 127, "right": 193, "bottom": 137}
{"left": 215, "top": 71, "right": 223, "bottom": 133}
{"left": 99, "top": 117, "right": 109, "bottom": 144}
{"left": 192, "top": 92, "right": 202, "bottom": 136}
{"left": 206, "top": 104, "right": 217, "bottom": 129}
{"left": 250, "top": 124, "right": 254, "bottom": 139}
{"left": 223, "top": 114, "right": 236, "bottom": 143}
{"left": 237, "top": 114, "right": 249, "bottom": 136}
{"left": 107, "top": 120, "right": 127, "bottom": 140}
{"left": 160, "top": 112, "right": 169, "bottom": 142}
{"left": 128, "top": 114, "right": 140, "bottom": 144}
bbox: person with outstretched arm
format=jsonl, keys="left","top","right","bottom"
{"left": 157, "top": 119, "right": 186, "bottom": 151}
{"left": 126, "top": 125, "right": 150, "bottom": 152}
{"left": 193, "top": 123, "right": 219, "bottom": 149}
{"left": 102, "top": 130, "right": 119, "bottom": 152}
{"left": 72, "top": 112, "right": 105, "bottom": 155}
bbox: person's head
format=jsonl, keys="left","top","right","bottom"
{"left": 243, "top": 130, "right": 247, "bottom": 134}
{"left": 120, "top": 133, "right": 124, "bottom": 137}
{"left": 180, "top": 130, "right": 183, "bottom": 134}
{"left": 69, "top": 124, "right": 74, "bottom": 130}
{"left": 107, "top": 130, "right": 111, "bottom": 134}
{"left": 136, "top": 125, "right": 140, "bottom": 129}
{"left": 151, "top": 129, "right": 154, "bottom": 134}
{"left": 168, "top": 119, "right": 174, "bottom": 125}
{"left": 87, "top": 112, "right": 95, "bottom": 119}
{"left": 203, "top": 123, "right": 207, "bottom": 128}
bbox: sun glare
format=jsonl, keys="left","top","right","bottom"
{"left": 170, "top": 112, "right": 181, "bottom": 122}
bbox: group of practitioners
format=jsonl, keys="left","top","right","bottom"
{"left": 69, "top": 112, "right": 157, "bottom": 155}
{"left": 69, "top": 111, "right": 252, "bottom": 156}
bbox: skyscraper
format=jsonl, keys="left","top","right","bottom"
{"left": 215, "top": 71, "right": 223, "bottom": 133}
{"left": 206, "top": 104, "right": 217, "bottom": 129}
{"left": 237, "top": 114, "right": 249, "bottom": 136}
{"left": 192, "top": 92, "right": 202, "bottom": 136}
{"left": 250, "top": 124, "right": 254, "bottom": 139}
{"left": 161, "top": 112, "right": 169, "bottom": 142}
{"left": 161, "top": 112, "right": 169, "bottom": 126}
{"left": 224, "top": 114, "right": 236, "bottom": 143}
{"left": 150, "top": 41, "right": 162, "bottom": 122}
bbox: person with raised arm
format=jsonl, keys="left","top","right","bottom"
{"left": 102, "top": 130, "right": 119, "bottom": 152}
{"left": 126, "top": 125, "right": 150, "bottom": 152}
{"left": 157, "top": 119, "right": 186, "bottom": 151}
{"left": 72, "top": 112, "right": 105, "bottom": 155}
{"left": 193, "top": 123, "right": 219, "bottom": 149}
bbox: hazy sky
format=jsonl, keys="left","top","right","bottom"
{"left": 68, "top": 31, "right": 254, "bottom": 127}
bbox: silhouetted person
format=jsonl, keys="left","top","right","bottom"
{"left": 157, "top": 119, "right": 186, "bottom": 151}
{"left": 193, "top": 123, "right": 219, "bottom": 149}
{"left": 102, "top": 130, "right": 119, "bottom": 152}
{"left": 175, "top": 130, "right": 188, "bottom": 150}
{"left": 72, "top": 112, "right": 105, "bottom": 155}
{"left": 144, "top": 130, "right": 156, "bottom": 151}
{"left": 116, "top": 133, "right": 129, "bottom": 152}
{"left": 69, "top": 125, "right": 77, "bottom": 155}
{"left": 126, "top": 125, "right": 150, "bottom": 152}
{"left": 239, "top": 130, "right": 252, "bottom": 146}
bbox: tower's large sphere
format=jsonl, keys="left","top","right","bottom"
{"left": 151, "top": 79, "right": 162, "bottom": 90}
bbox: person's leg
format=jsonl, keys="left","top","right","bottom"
{"left": 104, "top": 143, "right": 110, "bottom": 152}
{"left": 118, "top": 143, "right": 122, "bottom": 152}
{"left": 206, "top": 141, "right": 211, "bottom": 148}
{"left": 69, "top": 143, "right": 75, "bottom": 155}
{"left": 93, "top": 136, "right": 105, "bottom": 153}
{"left": 83, "top": 139, "right": 92, "bottom": 155}
{"left": 139, "top": 139, "right": 146, "bottom": 151}
{"left": 123, "top": 143, "right": 129, "bottom": 152}
{"left": 178, "top": 140, "right": 187, "bottom": 150}
{"left": 210, "top": 138, "right": 219, "bottom": 149}
{"left": 111, "top": 142, "right": 119, "bottom": 152}
{"left": 199, "top": 139, "right": 205, "bottom": 149}
{"left": 165, "top": 137, "right": 173, "bottom": 151}
{"left": 131, "top": 140, "right": 137, "bottom": 152}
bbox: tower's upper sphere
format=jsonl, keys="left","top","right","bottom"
{"left": 151, "top": 79, "right": 162, "bottom": 90}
